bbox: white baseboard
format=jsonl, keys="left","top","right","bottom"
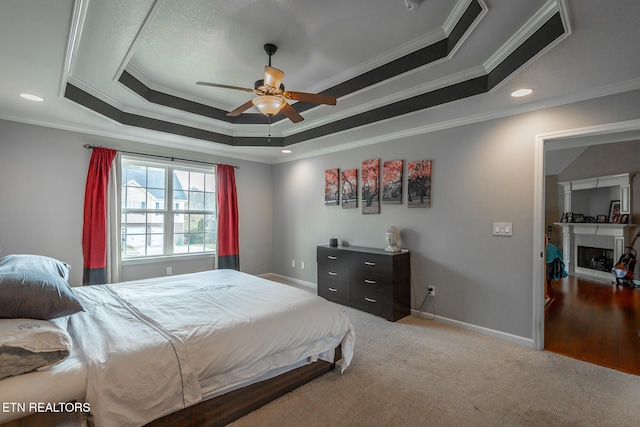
{"left": 262, "top": 273, "right": 535, "bottom": 349}
{"left": 258, "top": 273, "right": 317, "bottom": 292}
{"left": 411, "top": 309, "right": 535, "bottom": 349}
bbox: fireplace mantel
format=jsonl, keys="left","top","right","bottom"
{"left": 554, "top": 222, "right": 632, "bottom": 281}
{"left": 554, "top": 222, "right": 633, "bottom": 233}
{"left": 554, "top": 173, "right": 635, "bottom": 281}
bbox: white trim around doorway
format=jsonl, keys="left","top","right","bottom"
{"left": 532, "top": 118, "right": 640, "bottom": 350}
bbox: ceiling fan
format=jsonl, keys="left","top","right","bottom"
{"left": 196, "top": 44, "right": 337, "bottom": 123}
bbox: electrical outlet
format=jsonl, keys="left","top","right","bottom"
{"left": 427, "top": 285, "right": 435, "bottom": 296}
{"left": 166, "top": 266, "right": 172, "bottom": 276}
{"left": 301, "top": 261, "right": 305, "bottom": 269}
{"left": 292, "top": 260, "right": 296, "bottom": 268}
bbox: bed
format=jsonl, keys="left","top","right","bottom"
{"left": 0, "top": 254, "right": 355, "bottom": 427}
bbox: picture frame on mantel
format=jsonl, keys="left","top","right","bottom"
{"left": 608, "top": 200, "right": 621, "bottom": 223}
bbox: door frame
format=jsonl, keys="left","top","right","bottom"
{"left": 532, "top": 118, "right": 640, "bottom": 350}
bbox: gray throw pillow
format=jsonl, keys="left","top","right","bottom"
{"left": 0, "top": 254, "right": 83, "bottom": 320}
{"left": 0, "top": 254, "right": 71, "bottom": 281}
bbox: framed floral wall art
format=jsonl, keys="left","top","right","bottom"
{"left": 341, "top": 169, "right": 358, "bottom": 209}
{"left": 407, "top": 159, "right": 431, "bottom": 208}
{"left": 361, "top": 159, "right": 380, "bottom": 214}
{"left": 382, "top": 160, "right": 403, "bottom": 204}
{"left": 324, "top": 168, "right": 339, "bottom": 206}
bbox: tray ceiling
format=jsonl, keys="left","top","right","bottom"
{"left": 2, "top": 0, "right": 640, "bottom": 162}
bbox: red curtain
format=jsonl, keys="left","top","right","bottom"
{"left": 217, "top": 165, "right": 239, "bottom": 270}
{"left": 82, "top": 147, "right": 117, "bottom": 285}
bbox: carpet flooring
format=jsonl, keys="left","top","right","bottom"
{"left": 229, "top": 305, "right": 640, "bottom": 427}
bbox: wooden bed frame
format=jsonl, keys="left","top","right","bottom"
{"left": 1, "top": 347, "right": 341, "bottom": 427}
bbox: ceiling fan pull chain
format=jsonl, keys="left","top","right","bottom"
{"left": 268, "top": 115, "right": 272, "bottom": 142}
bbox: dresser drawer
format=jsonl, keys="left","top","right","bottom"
{"left": 350, "top": 270, "right": 393, "bottom": 295}
{"left": 318, "top": 264, "right": 350, "bottom": 284}
{"left": 317, "top": 247, "right": 350, "bottom": 268}
{"left": 318, "top": 280, "right": 350, "bottom": 302}
{"left": 350, "top": 252, "right": 392, "bottom": 274}
{"left": 317, "top": 265, "right": 350, "bottom": 302}
{"left": 350, "top": 285, "right": 392, "bottom": 318}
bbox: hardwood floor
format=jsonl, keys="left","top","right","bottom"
{"left": 544, "top": 275, "right": 640, "bottom": 375}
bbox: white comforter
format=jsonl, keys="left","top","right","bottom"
{"left": 68, "top": 270, "right": 355, "bottom": 427}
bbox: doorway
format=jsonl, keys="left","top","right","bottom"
{"left": 532, "top": 118, "right": 640, "bottom": 354}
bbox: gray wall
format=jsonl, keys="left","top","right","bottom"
{"left": 0, "top": 122, "right": 88, "bottom": 283}
{"left": 1, "top": 88, "right": 639, "bottom": 342}
{"left": 0, "top": 120, "right": 273, "bottom": 286}
{"left": 270, "top": 89, "right": 640, "bottom": 340}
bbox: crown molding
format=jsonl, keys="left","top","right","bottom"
{"left": 124, "top": 64, "right": 233, "bottom": 111}
{"left": 273, "top": 78, "right": 640, "bottom": 164}
{"left": 113, "top": 0, "right": 166, "bottom": 82}
{"left": 484, "top": 0, "right": 563, "bottom": 73}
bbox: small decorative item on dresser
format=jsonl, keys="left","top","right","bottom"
{"left": 329, "top": 238, "right": 338, "bottom": 247}
{"left": 385, "top": 226, "right": 400, "bottom": 252}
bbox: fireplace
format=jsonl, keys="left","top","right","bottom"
{"left": 577, "top": 245, "right": 614, "bottom": 272}
{"left": 555, "top": 173, "right": 631, "bottom": 282}
{"left": 556, "top": 223, "right": 627, "bottom": 282}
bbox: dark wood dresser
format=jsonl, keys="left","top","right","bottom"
{"left": 316, "top": 245, "right": 410, "bottom": 321}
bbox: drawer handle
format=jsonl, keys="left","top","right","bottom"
{"left": 364, "top": 297, "right": 377, "bottom": 303}
{"left": 328, "top": 287, "right": 338, "bottom": 292}
{"left": 364, "top": 261, "right": 376, "bottom": 266}
{"left": 328, "top": 256, "right": 337, "bottom": 260}
{"left": 328, "top": 271, "right": 338, "bottom": 276}
{"left": 364, "top": 279, "right": 376, "bottom": 284}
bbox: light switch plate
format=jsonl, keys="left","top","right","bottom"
{"left": 493, "top": 222, "right": 513, "bottom": 236}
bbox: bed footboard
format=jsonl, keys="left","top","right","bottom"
{"left": 147, "top": 346, "right": 342, "bottom": 427}
{"left": 1, "top": 347, "right": 341, "bottom": 427}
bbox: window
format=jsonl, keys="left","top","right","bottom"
{"left": 121, "top": 157, "right": 216, "bottom": 259}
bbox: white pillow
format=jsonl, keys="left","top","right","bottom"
{"left": 0, "top": 318, "right": 72, "bottom": 380}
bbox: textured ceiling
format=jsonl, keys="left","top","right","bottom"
{"left": 1, "top": 0, "right": 640, "bottom": 163}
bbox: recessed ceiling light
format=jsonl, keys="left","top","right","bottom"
{"left": 511, "top": 88, "right": 533, "bottom": 98}
{"left": 281, "top": 149, "right": 292, "bottom": 154}
{"left": 20, "top": 93, "right": 44, "bottom": 102}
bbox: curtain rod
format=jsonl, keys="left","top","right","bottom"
{"left": 83, "top": 144, "right": 239, "bottom": 169}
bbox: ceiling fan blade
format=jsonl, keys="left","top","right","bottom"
{"left": 263, "top": 66, "right": 284, "bottom": 90}
{"left": 226, "top": 99, "right": 256, "bottom": 117}
{"left": 280, "top": 103, "right": 304, "bottom": 123}
{"left": 196, "top": 81, "right": 258, "bottom": 94}
{"left": 283, "top": 91, "right": 337, "bottom": 106}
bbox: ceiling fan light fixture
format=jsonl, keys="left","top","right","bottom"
{"left": 252, "top": 95, "right": 286, "bottom": 116}
{"left": 263, "top": 66, "right": 284, "bottom": 90}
